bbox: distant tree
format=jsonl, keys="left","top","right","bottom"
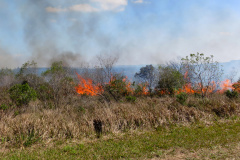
{"left": 181, "top": 53, "right": 223, "bottom": 98}
{"left": 16, "top": 60, "right": 37, "bottom": 77}
{"left": 134, "top": 65, "right": 157, "bottom": 93}
{"left": 15, "top": 61, "right": 43, "bottom": 90}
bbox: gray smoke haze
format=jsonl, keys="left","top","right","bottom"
{"left": 1, "top": 1, "right": 240, "bottom": 68}
{"left": 19, "top": 0, "right": 159, "bottom": 67}
{"left": 19, "top": 0, "right": 124, "bottom": 67}
{"left": 0, "top": 47, "right": 23, "bottom": 68}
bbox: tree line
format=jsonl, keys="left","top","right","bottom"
{"left": 0, "top": 53, "right": 239, "bottom": 110}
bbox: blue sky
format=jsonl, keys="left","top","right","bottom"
{"left": 1, "top": 0, "right": 240, "bottom": 68}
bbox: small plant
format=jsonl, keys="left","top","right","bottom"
{"left": 14, "top": 111, "right": 19, "bottom": 116}
{"left": 176, "top": 92, "right": 188, "bottom": 105}
{"left": 9, "top": 83, "right": 37, "bottom": 106}
{"left": 225, "top": 90, "right": 238, "bottom": 99}
{"left": 0, "top": 104, "right": 9, "bottom": 110}
{"left": 23, "top": 129, "right": 41, "bottom": 147}
{"left": 126, "top": 96, "right": 136, "bottom": 102}
{"left": 77, "top": 106, "right": 86, "bottom": 113}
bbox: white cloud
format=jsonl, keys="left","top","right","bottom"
{"left": 46, "top": 0, "right": 128, "bottom": 13}
{"left": 132, "top": 0, "right": 151, "bottom": 4}
{"left": 91, "top": 0, "right": 127, "bottom": 6}
{"left": 132, "top": 0, "right": 143, "bottom": 3}
{"left": 46, "top": 7, "right": 67, "bottom": 13}
{"left": 69, "top": 4, "right": 98, "bottom": 12}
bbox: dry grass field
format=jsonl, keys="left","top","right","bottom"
{"left": 1, "top": 93, "right": 240, "bottom": 159}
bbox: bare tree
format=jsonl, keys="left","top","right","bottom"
{"left": 225, "top": 67, "right": 238, "bottom": 83}
{"left": 181, "top": 53, "right": 223, "bottom": 98}
{"left": 96, "top": 54, "right": 119, "bottom": 83}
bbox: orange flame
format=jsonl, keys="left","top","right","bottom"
{"left": 177, "top": 71, "right": 219, "bottom": 95}
{"left": 137, "top": 83, "right": 149, "bottom": 95}
{"left": 142, "top": 86, "right": 149, "bottom": 95}
{"left": 183, "top": 83, "right": 195, "bottom": 94}
{"left": 219, "top": 79, "right": 233, "bottom": 93}
{"left": 75, "top": 73, "right": 103, "bottom": 96}
{"left": 122, "top": 76, "right": 134, "bottom": 94}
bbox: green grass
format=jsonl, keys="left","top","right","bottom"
{"left": 1, "top": 119, "right": 240, "bottom": 159}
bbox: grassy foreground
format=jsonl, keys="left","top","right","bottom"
{"left": 1, "top": 118, "right": 240, "bottom": 160}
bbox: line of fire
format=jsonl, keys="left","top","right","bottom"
{"left": 75, "top": 71, "right": 239, "bottom": 97}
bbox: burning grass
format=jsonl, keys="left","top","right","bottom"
{"left": 75, "top": 73, "right": 103, "bottom": 96}
{"left": 74, "top": 72, "right": 240, "bottom": 98}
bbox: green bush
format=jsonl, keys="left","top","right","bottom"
{"left": 176, "top": 92, "right": 188, "bottom": 105}
{"left": 104, "top": 75, "right": 132, "bottom": 101}
{"left": 156, "top": 65, "right": 185, "bottom": 96}
{"left": 225, "top": 90, "right": 238, "bottom": 99}
{"left": 9, "top": 83, "right": 37, "bottom": 106}
{"left": 126, "top": 96, "right": 136, "bottom": 102}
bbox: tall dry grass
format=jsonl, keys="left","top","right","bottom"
{"left": 0, "top": 94, "right": 239, "bottom": 148}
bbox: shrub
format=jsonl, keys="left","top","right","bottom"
{"left": 104, "top": 75, "right": 133, "bottom": 101}
{"left": 9, "top": 83, "right": 37, "bottom": 106}
{"left": 36, "top": 83, "right": 54, "bottom": 101}
{"left": 225, "top": 90, "right": 238, "bottom": 99}
{"left": 176, "top": 92, "right": 188, "bottom": 105}
{"left": 126, "top": 96, "right": 136, "bottom": 102}
{"left": 156, "top": 65, "right": 185, "bottom": 96}
{"left": 41, "top": 61, "right": 74, "bottom": 108}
